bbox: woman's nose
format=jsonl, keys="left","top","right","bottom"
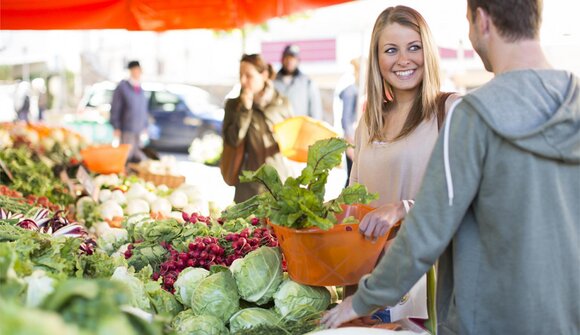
{"left": 397, "top": 52, "right": 411, "bottom": 66}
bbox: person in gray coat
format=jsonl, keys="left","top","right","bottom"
{"left": 274, "top": 45, "right": 323, "bottom": 120}
{"left": 322, "top": 1, "right": 580, "bottom": 334}
{"left": 110, "top": 60, "right": 148, "bottom": 163}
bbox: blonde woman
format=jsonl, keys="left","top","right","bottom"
{"left": 346, "top": 5, "right": 459, "bottom": 327}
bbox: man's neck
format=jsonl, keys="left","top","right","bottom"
{"left": 490, "top": 39, "right": 552, "bottom": 75}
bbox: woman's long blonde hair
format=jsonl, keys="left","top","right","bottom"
{"left": 365, "top": 6, "right": 441, "bottom": 142}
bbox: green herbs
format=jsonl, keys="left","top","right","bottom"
{"left": 222, "top": 138, "right": 377, "bottom": 230}
{"left": 0, "top": 147, "right": 74, "bottom": 206}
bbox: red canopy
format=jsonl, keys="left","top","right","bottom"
{"left": 1, "top": 0, "right": 350, "bottom": 31}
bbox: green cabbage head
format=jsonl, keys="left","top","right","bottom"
{"left": 230, "top": 247, "right": 283, "bottom": 305}
{"left": 273, "top": 279, "right": 331, "bottom": 320}
{"left": 110, "top": 266, "right": 151, "bottom": 311}
{"left": 173, "top": 314, "right": 229, "bottom": 335}
{"left": 173, "top": 267, "right": 209, "bottom": 307}
{"left": 144, "top": 281, "right": 183, "bottom": 317}
{"left": 229, "top": 307, "right": 280, "bottom": 334}
{"left": 191, "top": 269, "right": 239, "bottom": 322}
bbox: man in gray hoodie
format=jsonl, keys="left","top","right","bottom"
{"left": 322, "top": 0, "right": 580, "bottom": 334}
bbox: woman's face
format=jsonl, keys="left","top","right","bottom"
{"left": 240, "top": 61, "right": 268, "bottom": 94}
{"left": 378, "top": 22, "right": 425, "bottom": 95}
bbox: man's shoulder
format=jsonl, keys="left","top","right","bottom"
{"left": 115, "top": 80, "right": 129, "bottom": 90}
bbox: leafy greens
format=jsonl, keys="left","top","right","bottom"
{"left": 222, "top": 138, "right": 377, "bottom": 230}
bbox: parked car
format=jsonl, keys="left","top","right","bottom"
{"left": 77, "top": 81, "right": 224, "bottom": 152}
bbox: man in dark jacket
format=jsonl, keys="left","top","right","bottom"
{"left": 322, "top": 1, "right": 580, "bottom": 334}
{"left": 274, "top": 45, "right": 323, "bottom": 120}
{"left": 110, "top": 60, "right": 148, "bottom": 163}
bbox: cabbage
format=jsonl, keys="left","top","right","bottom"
{"left": 173, "top": 314, "right": 229, "bottom": 335}
{"left": 145, "top": 281, "right": 183, "bottom": 317}
{"left": 24, "top": 270, "right": 55, "bottom": 308}
{"left": 111, "top": 267, "right": 151, "bottom": 311}
{"left": 230, "top": 247, "right": 283, "bottom": 305}
{"left": 171, "top": 309, "right": 195, "bottom": 328}
{"left": 0, "top": 300, "right": 80, "bottom": 335}
{"left": 273, "top": 279, "right": 331, "bottom": 320}
{"left": 229, "top": 308, "right": 280, "bottom": 333}
{"left": 173, "top": 267, "right": 209, "bottom": 307}
{"left": 191, "top": 269, "right": 240, "bottom": 322}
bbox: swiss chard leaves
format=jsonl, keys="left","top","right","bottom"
{"left": 222, "top": 138, "right": 377, "bottom": 230}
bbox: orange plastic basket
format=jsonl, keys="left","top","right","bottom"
{"left": 273, "top": 116, "right": 338, "bottom": 162}
{"left": 270, "top": 204, "right": 390, "bottom": 286}
{"left": 80, "top": 144, "right": 131, "bottom": 174}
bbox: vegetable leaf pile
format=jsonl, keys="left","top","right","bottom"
{"left": 222, "top": 138, "right": 377, "bottom": 230}
{"left": 0, "top": 147, "right": 74, "bottom": 206}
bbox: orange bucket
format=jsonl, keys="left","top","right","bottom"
{"left": 270, "top": 204, "right": 390, "bottom": 286}
{"left": 80, "top": 144, "right": 131, "bottom": 174}
{"left": 273, "top": 116, "right": 338, "bottom": 162}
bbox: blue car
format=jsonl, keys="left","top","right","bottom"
{"left": 78, "top": 81, "right": 224, "bottom": 152}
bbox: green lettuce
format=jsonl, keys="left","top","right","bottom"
{"left": 228, "top": 308, "right": 280, "bottom": 334}
{"left": 173, "top": 267, "right": 210, "bottom": 307}
{"left": 273, "top": 279, "right": 331, "bottom": 320}
{"left": 190, "top": 269, "right": 240, "bottom": 322}
{"left": 173, "top": 314, "right": 229, "bottom": 335}
{"left": 0, "top": 299, "right": 81, "bottom": 335}
{"left": 230, "top": 247, "right": 283, "bottom": 305}
{"left": 145, "top": 281, "right": 183, "bottom": 317}
{"left": 111, "top": 266, "right": 151, "bottom": 311}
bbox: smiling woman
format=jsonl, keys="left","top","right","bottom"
{"left": 343, "top": 4, "right": 460, "bottom": 329}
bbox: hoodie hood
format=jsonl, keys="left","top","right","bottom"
{"left": 461, "top": 70, "right": 580, "bottom": 163}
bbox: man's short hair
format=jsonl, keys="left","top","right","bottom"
{"left": 127, "top": 60, "right": 141, "bottom": 69}
{"left": 467, "top": 0, "right": 542, "bottom": 41}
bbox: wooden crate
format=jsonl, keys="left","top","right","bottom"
{"left": 128, "top": 163, "right": 185, "bottom": 188}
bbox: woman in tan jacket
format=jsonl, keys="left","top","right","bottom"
{"left": 223, "top": 54, "right": 293, "bottom": 203}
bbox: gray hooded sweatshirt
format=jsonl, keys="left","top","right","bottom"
{"left": 352, "top": 70, "right": 580, "bottom": 335}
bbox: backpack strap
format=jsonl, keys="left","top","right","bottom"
{"left": 436, "top": 92, "right": 454, "bottom": 131}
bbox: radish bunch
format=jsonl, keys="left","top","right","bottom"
{"left": 149, "top": 226, "right": 279, "bottom": 292}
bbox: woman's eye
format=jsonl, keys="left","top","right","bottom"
{"left": 409, "top": 44, "right": 422, "bottom": 52}
{"left": 384, "top": 48, "right": 397, "bottom": 54}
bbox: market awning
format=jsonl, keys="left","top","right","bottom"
{"left": 1, "top": 0, "right": 351, "bottom": 31}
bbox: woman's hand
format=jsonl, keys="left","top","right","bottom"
{"left": 240, "top": 87, "right": 253, "bottom": 110}
{"left": 359, "top": 201, "right": 406, "bottom": 239}
{"left": 320, "top": 296, "right": 361, "bottom": 329}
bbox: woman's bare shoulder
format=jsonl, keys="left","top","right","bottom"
{"left": 445, "top": 93, "right": 463, "bottom": 113}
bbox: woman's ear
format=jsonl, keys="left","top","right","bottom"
{"left": 262, "top": 70, "right": 270, "bottom": 81}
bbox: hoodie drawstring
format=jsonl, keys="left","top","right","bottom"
{"left": 443, "top": 98, "right": 463, "bottom": 206}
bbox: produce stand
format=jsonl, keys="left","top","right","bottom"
{"left": 1, "top": 126, "right": 428, "bottom": 334}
